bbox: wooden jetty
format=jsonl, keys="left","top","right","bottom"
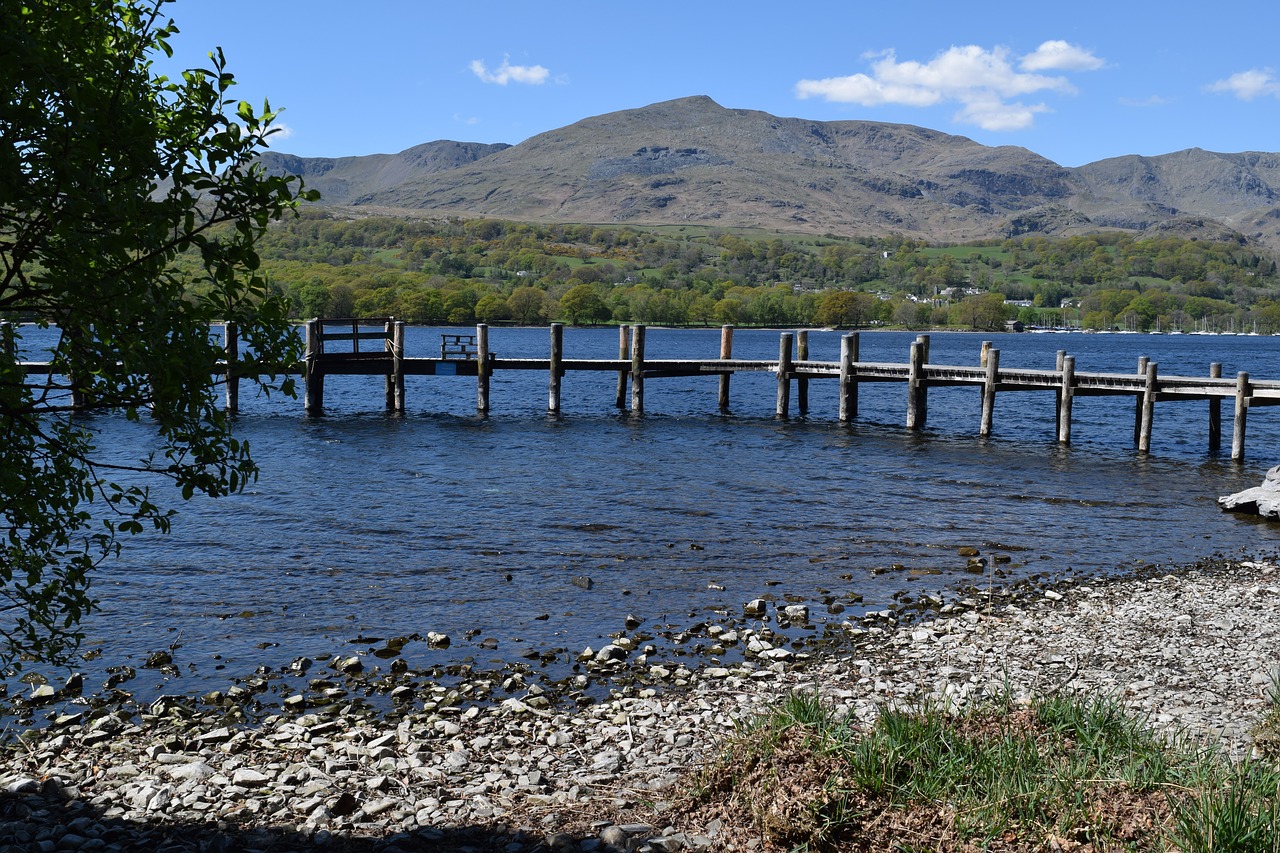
{"left": 7, "top": 317, "right": 1280, "bottom": 461}
{"left": 291, "top": 318, "right": 1280, "bottom": 461}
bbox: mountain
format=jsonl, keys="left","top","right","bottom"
{"left": 260, "top": 96, "right": 1280, "bottom": 252}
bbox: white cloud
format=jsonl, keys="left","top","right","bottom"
{"left": 1119, "top": 95, "right": 1172, "bottom": 108}
{"left": 795, "top": 41, "right": 1104, "bottom": 132}
{"left": 254, "top": 122, "right": 293, "bottom": 147}
{"left": 469, "top": 56, "right": 550, "bottom": 86}
{"left": 1021, "top": 40, "right": 1104, "bottom": 72}
{"left": 1207, "top": 68, "right": 1280, "bottom": 100}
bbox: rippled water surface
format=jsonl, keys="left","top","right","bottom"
{"left": 10, "top": 326, "right": 1280, "bottom": 708}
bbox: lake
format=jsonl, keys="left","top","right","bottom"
{"left": 7, "top": 325, "right": 1280, "bottom": 714}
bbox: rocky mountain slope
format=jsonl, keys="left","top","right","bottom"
{"left": 260, "top": 96, "right": 1280, "bottom": 252}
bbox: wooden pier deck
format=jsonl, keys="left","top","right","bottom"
{"left": 9, "top": 317, "right": 1279, "bottom": 461}
{"left": 292, "top": 319, "right": 1278, "bottom": 461}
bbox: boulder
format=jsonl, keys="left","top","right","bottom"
{"left": 1219, "top": 465, "right": 1280, "bottom": 518}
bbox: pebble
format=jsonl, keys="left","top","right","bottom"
{"left": 2, "top": 561, "right": 1278, "bottom": 851}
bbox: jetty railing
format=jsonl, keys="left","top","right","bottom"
{"left": 8, "top": 318, "right": 1279, "bottom": 461}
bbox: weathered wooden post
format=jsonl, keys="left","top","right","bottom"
{"left": 1057, "top": 355, "right": 1075, "bottom": 444}
{"left": 1232, "top": 371, "right": 1250, "bottom": 462}
{"left": 1134, "top": 356, "right": 1149, "bottom": 445}
{"left": 549, "top": 323, "right": 564, "bottom": 414}
{"left": 303, "top": 318, "right": 323, "bottom": 415}
{"left": 65, "top": 325, "right": 87, "bottom": 409}
{"left": 383, "top": 318, "right": 396, "bottom": 411}
{"left": 614, "top": 325, "right": 630, "bottom": 409}
{"left": 717, "top": 325, "right": 733, "bottom": 412}
{"left": 1138, "top": 361, "right": 1158, "bottom": 453}
{"left": 1208, "top": 362, "right": 1222, "bottom": 452}
{"left": 1054, "top": 349, "right": 1066, "bottom": 426}
{"left": 796, "top": 330, "right": 809, "bottom": 416}
{"left": 906, "top": 339, "right": 924, "bottom": 430}
{"left": 914, "top": 334, "right": 930, "bottom": 427}
{"left": 476, "top": 322, "right": 490, "bottom": 413}
{"left": 838, "top": 332, "right": 859, "bottom": 422}
{"left": 980, "top": 348, "right": 1000, "bottom": 436}
{"left": 223, "top": 321, "right": 239, "bottom": 414}
{"left": 630, "top": 324, "right": 646, "bottom": 414}
{"left": 776, "top": 332, "right": 793, "bottom": 418}
{"left": 980, "top": 340, "right": 992, "bottom": 368}
{"left": 392, "top": 320, "right": 406, "bottom": 413}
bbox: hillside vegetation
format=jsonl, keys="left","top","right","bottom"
{"left": 249, "top": 210, "right": 1280, "bottom": 333}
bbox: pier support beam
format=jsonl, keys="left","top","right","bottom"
{"left": 477, "top": 323, "right": 490, "bottom": 413}
{"left": 776, "top": 332, "right": 793, "bottom": 418}
{"left": 1058, "top": 355, "right": 1075, "bottom": 444}
{"left": 906, "top": 339, "right": 926, "bottom": 430}
{"left": 223, "top": 321, "right": 239, "bottom": 414}
{"left": 615, "top": 325, "right": 630, "bottom": 409}
{"left": 303, "top": 318, "right": 323, "bottom": 415}
{"left": 630, "top": 325, "right": 645, "bottom": 414}
{"left": 383, "top": 318, "right": 397, "bottom": 411}
{"left": 1208, "top": 362, "right": 1222, "bottom": 452}
{"left": 390, "top": 320, "right": 405, "bottom": 413}
{"left": 1133, "top": 357, "right": 1149, "bottom": 445}
{"left": 548, "top": 323, "right": 563, "bottom": 414}
{"left": 838, "top": 333, "right": 859, "bottom": 422}
{"left": 1233, "top": 371, "right": 1250, "bottom": 462}
{"left": 1138, "top": 361, "right": 1158, "bottom": 453}
{"left": 980, "top": 348, "right": 1000, "bottom": 437}
{"left": 717, "top": 325, "right": 734, "bottom": 412}
{"left": 796, "top": 330, "right": 809, "bottom": 416}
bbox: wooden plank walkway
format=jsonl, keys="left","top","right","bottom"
{"left": 9, "top": 317, "right": 1278, "bottom": 461}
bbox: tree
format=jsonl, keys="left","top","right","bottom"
{"left": 815, "top": 290, "right": 875, "bottom": 328}
{"left": 506, "top": 286, "right": 546, "bottom": 325}
{"left": 558, "top": 283, "right": 610, "bottom": 325}
{"left": 0, "top": 0, "right": 315, "bottom": 668}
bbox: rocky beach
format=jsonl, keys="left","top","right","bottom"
{"left": 3, "top": 557, "right": 1279, "bottom": 852}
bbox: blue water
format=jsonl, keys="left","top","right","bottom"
{"left": 8, "top": 325, "right": 1280, "bottom": 712}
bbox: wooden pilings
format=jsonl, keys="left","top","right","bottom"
{"left": 838, "top": 332, "right": 859, "bottom": 422}
{"left": 776, "top": 332, "right": 793, "bottom": 417}
{"left": 224, "top": 321, "right": 239, "bottom": 414}
{"left": 980, "top": 347, "right": 1000, "bottom": 437}
{"left": 615, "top": 325, "right": 630, "bottom": 409}
{"left": 630, "top": 324, "right": 645, "bottom": 414}
{"left": 1057, "top": 355, "right": 1075, "bottom": 444}
{"left": 796, "top": 330, "right": 809, "bottom": 416}
{"left": 280, "top": 322, "right": 1270, "bottom": 459}
{"left": 718, "top": 325, "right": 733, "bottom": 412}
{"left": 303, "top": 318, "right": 322, "bottom": 414}
{"left": 1233, "top": 371, "right": 1250, "bottom": 462}
{"left": 477, "top": 323, "right": 490, "bottom": 413}
{"left": 385, "top": 319, "right": 406, "bottom": 413}
{"left": 906, "top": 336, "right": 929, "bottom": 430}
{"left": 549, "top": 323, "right": 564, "bottom": 414}
{"left": 1208, "top": 362, "right": 1222, "bottom": 451}
{"left": 1138, "top": 361, "right": 1158, "bottom": 453}
{"left": 1133, "top": 356, "right": 1149, "bottom": 445}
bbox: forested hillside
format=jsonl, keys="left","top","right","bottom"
{"left": 249, "top": 210, "right": 1280, "bottom": 333}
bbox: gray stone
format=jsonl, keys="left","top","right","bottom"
{"left": 1219, "top": 465, "right": 1280, "bottom": 518}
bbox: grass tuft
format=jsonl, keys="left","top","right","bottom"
{"left": 675, "top": 691, "right": 1280, "bottom": 851}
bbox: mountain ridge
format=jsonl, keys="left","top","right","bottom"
{"left": 260, "top": 96, "right": 1280, "bottom": 253}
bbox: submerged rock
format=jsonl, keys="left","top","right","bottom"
{"left": 1219, "top": 464, "right": 1280, "bottom": 519}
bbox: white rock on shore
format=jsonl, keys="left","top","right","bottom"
{"left": 2, "top": 561, "right": 1278, "bottom": 851}
{"left": 1219, "top": 464, "right": 1280, "bottom": 518}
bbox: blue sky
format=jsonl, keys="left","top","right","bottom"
{"left": 162, "top": 1, "right": 1279, "bottom": 167}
